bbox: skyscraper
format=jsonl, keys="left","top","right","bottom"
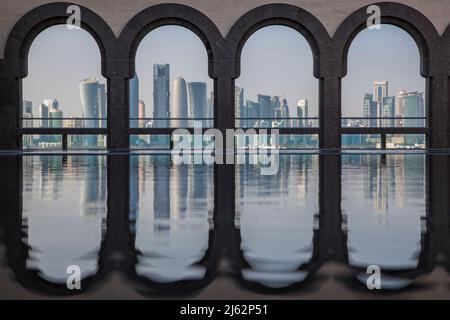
{"left": 153, "top": 156, "right": 170, "bottom": 226}
{"left": 48, "top": 102, "right": 63, "bottom": 143}
{"left": 97, "top": 83, "right": 106, "bottom": 128}
{"left": 80, "top": 78, "right": 100, "bottom": 146}
{"left": 187, "top": 82, "right": 207, "bottom": 127}
{"left": 172, "top": 76, "right": 188, "bottom": 127}
{"left": 235, "top": 86, "right": 245, "bottom": 127}
{"left": 297, "top": 99, "right": 309, "bottom": 127}
{"left": 23, "top": 100, "right": 32, "bottom": 115}
{"left": 49, "top": 108, "right": 63, "bottom": 128}
{"left": 39, "top": 103, "right": 49, "bottom": 128}
{"left": 130, "top": 75, "right": 139, "bottom": 128}
{"left": 258, "top": 94, "right": 272, "bottom": 120}
{"left": 43, "top": 99, "right": 59, "bottom": 111}
{"left": 381, "top": 96, "right": 395, "bottom": 127}
{"left": 246, "top": 100, "right": 260, "bottom": 128}
{"left": 129, "top": 75, "right": 139, "bottom": 146}
{"left": 363, "top": 93, "right": 377, "bottom": 127}
{"left": 400, "top": 91, "right": 425, "bottom": 145}
{"left": 280, "top": 97, "right": 290, "bottom": 118}
{"left": 153, "top": 64, "right": 170, "bottom": 127}
{"left": 138, "top": 99, "right": 147, "bottom": 143}
{"left": 373, "top": 81, "right": 388, "bottom": 127}
{"left": 208, "top": 91, "right": 214, "bottom": 122}
{"left": 138, "top": 99, "right": 146, "bottom": 128}
{"left": 22, "top": 101, "right": 33, "bottom": 147}
{"left": 374, "top": 81, "right": 388, "bottom": 102}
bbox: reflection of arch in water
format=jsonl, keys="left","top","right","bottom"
{"left": 232, "top": 154, "right": 322, "bottom": 293}
{"left": 127, "top": 155, "right": 219, "bottom": 295}
{"left": 3, "top": 155, "right": 109, "bottom": 295}
{"left": 341, "top": 154, "right": 432, "bottom": 291}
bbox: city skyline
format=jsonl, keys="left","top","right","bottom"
{"left": 22, "top": 24, "right": 425, "bottom": 120}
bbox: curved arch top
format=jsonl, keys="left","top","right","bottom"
{"left": 3, "top": 2, "right": 116, "bottom": 78}
{"left": 441, "top": 25, "right": 450, "bottom": 76}
{"left": 226, "top": 4, "right": 331, "bottom": 79}
{"left": 333, "top": 2, "right": 441, "bottom": 78}
{"left": 119, "top": 4, "right": 223, "bottom": 79}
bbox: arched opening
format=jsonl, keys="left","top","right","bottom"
{"left": 130, "top": 154, "right": 214, "bottom": 283}
{"left": 129, "top": 26, "right": 214, "bottom": 283}
{"left": 235, "top": 25, "right": 319, "bottom": 150}
{"left": 21, "top": 155, "right": 107, "bottom": 283}
{"left": 342, "top": 153, "right": 427, "bottom": 288}
{"left": 22, "top": 25, "right": 107, "bottom": 150}
{"left": 130, "top": 25, "right": 213, "bottom": 149}
{"left": 235, "top": 154, "right": 319, "bottom": 288}
{"left": 342, "top": 25, "right": 426, "bottom": 149}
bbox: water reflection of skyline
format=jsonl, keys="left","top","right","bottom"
{"left": 21, "top": 155, "right": 107, "bottom": 282}
{"left": 131, "top": 155, "right": 214, "bottom": 283}
{"left": 4, "top": 152, "right": 434, "bottom": 294}
{"left": 343, "top": 154, "right": 427, "bottom": 270}
{"left": 236, "top": 155, "right": 319, "bottom": 288}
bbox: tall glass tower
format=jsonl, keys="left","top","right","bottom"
{"left": 187, "top": 82, "right": 207, "bottom": 127}
{"left": 235, "top": 86, "right": 245, "bottom": 127}
{"left": 129, "top": 75, "right": 139, "bottom": 146}
{"left": 172, "top": 76, "right": 188, "bottom": 128}
{"left": 373, "top": 81, "right": 389, "bottom": 127}
{"left": 130, "top": 75, "right": 139, "bottom": 127}
{"left": 153, "top": 64, "right": 170, "bottom": 128}
{"left": 79, "top": 78, "right": 100, "bottom": 147}
{"left": 97, "top": 83, "right": 106, "bottom": 128}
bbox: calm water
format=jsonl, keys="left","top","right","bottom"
{"left": 0, "top": 153, "right": 445, "bottom": 296}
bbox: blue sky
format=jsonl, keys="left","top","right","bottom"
{"left": 23, "top": 24, "right": 425, "bottom": 118}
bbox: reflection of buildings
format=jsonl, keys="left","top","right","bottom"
{"left": 358, "top": 154, "right": 426, "bottom": 225}
{"left": 236, "top": 155, "right": 317, "bottom": 288}
{"left": 171, "top": 165, "right": 188, "bottom": 220}
{"left": 24, "top": 156, "right": 107, "bottom": 213}
{"left": 80, "top": 156, "right": 107, "bottom": 216}
{"left": 153, "top": 156, "right": 171, "bottom": 233}
{"left": 130, "top": 156, "right": 140, "bottom": 221}
{"left": 129, "top": 156, "right": 212, "bottom": 235}
{"left": 37, "top": 156, "right": 64, "bottom": 200}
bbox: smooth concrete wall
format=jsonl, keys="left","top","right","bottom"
{"left": 0, "top": 0, "right": 449, "bottom": 58}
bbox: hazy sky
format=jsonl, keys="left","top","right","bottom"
{"left": 23, "top": 24, "right": 424, "bottom": 119}
{"left": 342, "top": 24, "right": 425, "bottom": 117}
{"left": 238, "top": 25, "right": 318, "bottom": 117}
{"left": 23, "top": 25, "right": 104, "bottom": 117}
{"left": 135, "top": 26, "right": 211, "bottom": 116}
